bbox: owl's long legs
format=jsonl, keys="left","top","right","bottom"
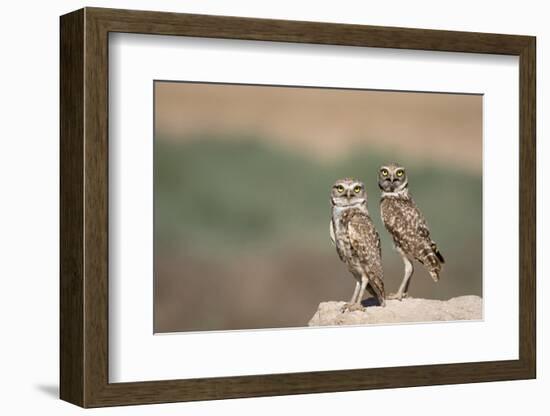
{"left": 350, "top": 281, "right": 361, "bottom": 304}
{"left": 357, "top": 275, "right": 369, "bottom": 305}
{"left": 341, "top": 281, "right": 364, "bottom": 312}
{"left": 403, "top": 258, "right": 414, "bottom": 294}
{"left": 388, "top": 248, "right": 414, "bottom": 301}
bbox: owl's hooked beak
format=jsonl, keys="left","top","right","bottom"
{"left": 346, "top": 189, "right": 352, "bottom": 199}
{"left": 379, "top": 178, "right": 394, "bottom": 192}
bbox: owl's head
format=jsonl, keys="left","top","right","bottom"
{"left": 331, "top": 177, "right": 367, "bottom": 208}
{"left": 378, "top": 163, "right": 408, "bottom": 193}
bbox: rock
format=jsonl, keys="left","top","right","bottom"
{"left": 308, "top": 295, "right": 482, "bottom": 327}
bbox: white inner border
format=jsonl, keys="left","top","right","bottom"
{"left": 109, "top": 33, "right": 519, "bottom": 383}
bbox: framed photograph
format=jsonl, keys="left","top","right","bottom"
{"left": 60, "top": 7, "right": 536, "bottom": 408}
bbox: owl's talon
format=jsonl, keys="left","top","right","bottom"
{"left": 341, "top": 302, "right": 364, "bottom": 313}
{"left": 387, "top": 292, "right": 407, "bottom": 301}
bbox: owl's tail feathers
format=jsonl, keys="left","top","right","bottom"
{"left": 368, "top": 275, "right": 386, "bottom": 307}
{"left": 432, "top": 242, "right": 445, "bottom": 264}
{"left": 424, "top": 242, "right": 444, "bottom": 282}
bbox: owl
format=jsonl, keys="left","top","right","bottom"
{"left": 330, "top": 178, "right": 385, "bottom": 309}
{"left": 378, "top": 163, "right": 444, "bottom": 300}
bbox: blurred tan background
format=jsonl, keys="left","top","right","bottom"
{"left": 154, "top": 81, "right": 482, "bottom": 333}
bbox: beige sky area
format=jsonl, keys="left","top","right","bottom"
{"left": 155, "top": 81, "right": 482, "bottom": 173}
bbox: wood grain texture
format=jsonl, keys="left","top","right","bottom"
{"left": 83, "top": 9, "right": 110, "bottom": 406}
{"left": 59, "top": 7, "right": 537, "bottom": 408}
{"left": 59, "top": 8, "right": 84, "bottom": 406}
{"left": 518, "top": 38, "right": 536, "bottom": 376}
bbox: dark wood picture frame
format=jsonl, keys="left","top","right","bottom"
{"left": 60, "top": 7, "right": 536, "bottom": 408}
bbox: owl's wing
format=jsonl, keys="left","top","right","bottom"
{"left": 347, "top": 212, "right": 385, "bottom": 301}
{"left": 414, "top": 205, "right": 431, "bottom": 239}
{"left": 386, "top": 198, "right": 431, "bottom": 242}
{"left": 385, "top": 198, "right": 444, "bottom": 274}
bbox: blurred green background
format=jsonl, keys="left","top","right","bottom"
{"left": 154, "top": 82, "right": 482, "bottom": 333}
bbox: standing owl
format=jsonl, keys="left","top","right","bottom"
{"left": 378, "top": 163, "right": 444, "bottom": 301}
{"left": 330, "top": 178, "right": 385, "bottom": 309}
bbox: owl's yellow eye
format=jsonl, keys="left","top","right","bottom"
{"left": 396, "top": 170, "right": 404, "bottom": 177}
{"left": 381, "top": 169, "right": 389, "bottom": 177}
{"left": 354, "top": 186, "right": 362, "bottom": 193}
{"left": 336, "top": 185, "right": 344, "bottom": 193}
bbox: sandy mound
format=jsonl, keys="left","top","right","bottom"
{"left": 308, "top": 296, "right": 482, "bottom": 327}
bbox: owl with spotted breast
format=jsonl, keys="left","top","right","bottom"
{"left": 330, "top": 178, "right": 385, "bottom": 309}
{"left": 378, "top": 163, "right": 444, "bottom": 300}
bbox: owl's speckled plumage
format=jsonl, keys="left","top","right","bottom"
{"left": 330, "top": 178, "right": 385, "bottom": 308}
{"left": 378, "top": 163, "right": 444, "bottom": 300}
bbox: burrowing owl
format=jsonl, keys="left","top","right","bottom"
{"left": 378, "top": 163, "right": 444, "bottom": 300}
{"left": 330, "top": 178, "right": 385, "bottom": 308}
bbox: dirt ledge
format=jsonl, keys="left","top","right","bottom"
{"left": 308, "top": 295, "right": 482, "bottom": 327}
